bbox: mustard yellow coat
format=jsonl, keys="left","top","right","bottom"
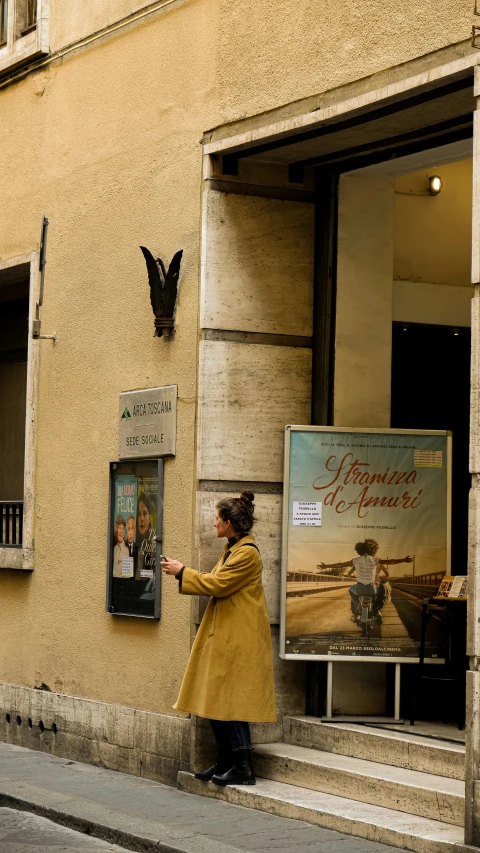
{"left": 173, "top": 535, "right": 276, "bottom": 722}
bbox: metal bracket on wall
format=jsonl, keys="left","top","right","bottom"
{"left": 32, "top": 215, "right": 56, "bottom": 343}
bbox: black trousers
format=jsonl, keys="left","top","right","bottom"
{"left": 209, "top": 719, "right": 252, "bottom": 751}
{"left": 349, "top": 582, "right": 386, "bottom": 615}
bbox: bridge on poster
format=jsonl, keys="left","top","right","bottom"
{"left": 285, "top": 570, "right": 444, "bottom": 641}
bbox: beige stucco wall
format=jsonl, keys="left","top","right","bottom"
{"left": 0, "top": 5, "right": 218, "bottom": 711}
{"left": 46, "top": 0, "right": 473, "bottom": 116}
{"left": 393, "top": 160, "right": 474, "bottom": 324}
{"left": 394, "top": 159, "right": 473, "bottom": 287}
{"left": 335, "top": 158, "right": 474, "bottom": 433}
{"left": 0, "top": 0, "right": 474, "bottom": 722}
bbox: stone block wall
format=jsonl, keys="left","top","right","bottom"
{"left": 196, "top": 490, "right": 283, "bottom": 623}
{"left": 194, "top": 187, "right": 314, "bottom": 740}
{"left": 0, "top": 682, "right": 190, "bottom": 785}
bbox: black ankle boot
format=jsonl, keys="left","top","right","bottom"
{"left": 211, "top": 748, "right": 256, "bottom": 786}
{"left": 194, "top": 746, "right": 232, "bottom": 782}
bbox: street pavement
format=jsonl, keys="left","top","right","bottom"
{"left": 0, "top": 741, "right": 402, "bottom": 853}
{"left": 0, "top": 808, "right": 131, "bottom": 852}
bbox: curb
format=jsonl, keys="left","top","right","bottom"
{"left": 0, "top": 791, "right": 182, "bottom": 853}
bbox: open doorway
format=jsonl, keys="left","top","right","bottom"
{"left": 331, "top": 148, "right": 472, "bottom": 721}
{"left": 204, "top": 72, "right": 475, "bottom": 723}
{"left": 335, "top": 151, "right": 472, "bottom": 579}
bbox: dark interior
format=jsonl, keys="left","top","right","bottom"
{"left": 391, "top": 321, "right": 471, "bottom": 575}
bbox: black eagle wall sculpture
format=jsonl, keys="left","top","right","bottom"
{"left": 140, "top": 246, "right": 183, "bottom": 338}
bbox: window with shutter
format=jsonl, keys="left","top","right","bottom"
{"left": 0, "top": 0, "right": 48, "bottom": 76}
{"left": 0, "top": 0, "right": 7, "bottom": 46}
{"left": 22, "top": 0, "right": 37, "bottom": 34}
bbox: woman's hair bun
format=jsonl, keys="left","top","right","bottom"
{"left": 216, "top": 492, "right": 256, "bottom": 533}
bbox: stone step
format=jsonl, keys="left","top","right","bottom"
{"left": 178, "top": 772, "right": 475, "bottom": 853}
{"left": 284, "top": 715, "right": 465, "bottom": 781}
{"left": 253, "top": 742, "right": 464, "bottom": 826}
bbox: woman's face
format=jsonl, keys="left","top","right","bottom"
{"left": 138, "top": 501, "right": 151, "bottom": 536}
{"left": 214, "top": 512, "right": 231, "bottom": 539}
{"left": 116, "top": 524, "right": 125, "bottom": 544}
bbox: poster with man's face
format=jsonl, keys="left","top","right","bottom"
{"left": 112, "top": 475, "right": 137, "bottom": 579}
{"left": 281, "top": 428, "right": 450, "bottom": 663}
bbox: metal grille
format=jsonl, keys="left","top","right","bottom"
{"left": 0, "top": 502, "right": 24, "bottom": 546}
{"left": 25, "top": 0, "right": 36, "bottom": 29}
{"left": 0, "top": 0, "right": 7, "bottom": 45}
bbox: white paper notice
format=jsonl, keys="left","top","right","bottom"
{"left": 121, "top": 557, "right": 134, "bottom": 577}
{"left": 293, "top": 501, "right": 322, "bottom": 526}
{"left": 414, "top": 450, "right": 443, "bottom": 468}
{"left": 449, "top": 575, "right": 468, "bottom": 598}
{"left": 140, "top": 567, "right": 154, "bottom": 578}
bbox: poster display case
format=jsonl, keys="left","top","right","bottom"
{"left": 280, "top": 427, "right": 451, "bottom": 663}
{"left": 106, "top": 459, "right": 163, "bottom": 619}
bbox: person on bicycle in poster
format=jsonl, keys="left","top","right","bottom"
{"left": 320, "top": 539, "right": 413, "bottom": 626}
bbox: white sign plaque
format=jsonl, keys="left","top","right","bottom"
{"left": 119, "top": 385, "right": 177, "bottom": 459}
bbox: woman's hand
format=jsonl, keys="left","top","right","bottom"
{"left": 404, "top": 555, "right": 413, "bottom": 563}
{"left": 162, "top": 557, "right": 184, "bottom": 576}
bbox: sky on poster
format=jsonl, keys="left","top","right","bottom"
{"left": 287, "top": 430, "right": 448, "bottom": 578}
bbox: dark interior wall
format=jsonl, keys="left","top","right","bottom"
{"left": 0, "top": 361, "right": 28, "bottom": 500}
{"left": 391, "top": 321, "right": 471, "bottom": 574}
{"left": 0, "top": 292, "right": 29, "bottom": 501}
{"left": 0, "top": 304, "right": 28, "bottom": 353}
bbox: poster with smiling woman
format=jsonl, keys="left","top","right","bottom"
{"left": 135, "top": 477, "right": 158, "bottom": 580}
{"left": 280, "top": 427, "right": 451, "bottom": 663}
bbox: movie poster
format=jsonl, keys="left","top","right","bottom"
{"left": 108, "top": 460, "right": 162, "bottom": 619}
{"left": 112, "top": 475, "right": 137, "bottom": 579}
{"left": 281, "top": 428, "right": 451, "bottom": 663}
{"left": 135, "top": 475, "right": 157, "bottom": 580}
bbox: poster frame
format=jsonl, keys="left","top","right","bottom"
{"left": 106, "top": 458, "right": 164, "bottom": 620}
{"left": 280, "top": 425, "right": 452, "bottom": 664}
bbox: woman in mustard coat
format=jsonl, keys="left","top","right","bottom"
{"left": 162, "top": 491, "right": 276, "bottom": 786}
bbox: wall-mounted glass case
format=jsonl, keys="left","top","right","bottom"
{"left": 106, "top": 459, "right": 163, "bottom": 619}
